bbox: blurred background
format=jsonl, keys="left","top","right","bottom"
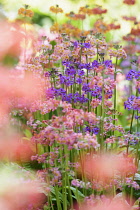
{"left": 0, "top": 0, "right": 140, "bottom": 42}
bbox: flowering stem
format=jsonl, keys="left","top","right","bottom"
{"left": 79, "top": 75, "right": 82, "bottom": 95}
{"left": 130, "top": 176, "right": 135, "bottom": 206}
{"left": 55, "top": 185, "right": 62, "bottom": 210}
{"left": 113, "top": 57, "right": 118, "bottom": 135}
{"left": 96, "top": 44, "right": 99, "bottom": 62}
{"left": 55, "top": 12, "right": 57, "bottom": 23}
{"left": 63, "top": 145, "right": 69, "bottom": 210}
{"left": 130, "top": 89, "right": 138, "bottom": 134}
{"left": 136, "top": 88, "right": 139, "bottom": 132}
{"left": 100, "top": 69, "right": 105, "bottom": 152}
{"left": 130, "top": 109, "right": 135, "bottom": 134}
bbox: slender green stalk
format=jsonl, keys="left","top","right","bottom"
{"left": 54, "top": 185, "right": 62, "bottom": 210}
{"left": 100, "top": 68, "right": 105, "bottom": 152}
{"left": 130, "top": 109, "right": 135, "bottom": 134}
{"left": 130, "top": 176, "right": 135, "bottom": 206}
{"left": 96, "top": 44, "right": 99, "bottom": 62}
{"left": 79, "top": 76, "right": 82, "bottom": 95}
{"left": 113, "top": 57, "right": 118, "bottom": 135}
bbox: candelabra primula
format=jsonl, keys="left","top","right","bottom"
{"left": 2, "top": 3, "right": 139, "bottom": 210}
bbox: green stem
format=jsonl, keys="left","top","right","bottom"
{"left": 130, "top": 109, "right": 135, "bottom": 134}
{"left": 55, "top": 185, "right": 62, "bottom": 210}
{"left": 100, "top": 69, "right": 105, "bottom": 152}
{"left": 113, "top": 57, "right": 118, "bottom": 135}
{"left": 130, "top": 176, "right": 135, "bottom": 206}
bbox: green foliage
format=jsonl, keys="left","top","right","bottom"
{"left": 50, "top": 40, "right": 57, "bottom": 50}
{"left": 125, "top": 183, "right": 140, "bottom": 201}
{"left": 24, "top": 129, "right": 32, "bottom": 138}
{"left": 32, "top": 11, "right": 53, "bottom": 26}
{"left": 2, "top": 54, "right": 19, "bottom": 67}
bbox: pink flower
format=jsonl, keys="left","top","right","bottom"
{"left": 91, "top": 98, "right": 101, "bottom": 108}
{"left": 77, "top": 196, "right": 131, "bottom": 210}
{"left": 78, "top": 153, "right": 137, "bottom": 184}
{"left": 0, "top": 21, "right": 23, "bottom": 60}
{"left": 0, "top": 134, "right": 34, "bottom": 161}
{"left": 0, "top": 181, "right": 46, "bottom": 210}
{"left": 0, "top": 69, "right": 46, "bottom": 118}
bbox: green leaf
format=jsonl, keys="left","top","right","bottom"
{"left": 24, "top": 129, "right": 32, "bottom": 138}
{"left": 50, "top": 40, "right": 57, "bottom": 50}
{"left": 68, "top": 186, "right": 85, "bottom": 201}
{"left": 2, "top": 54, "right": 19, "bottom": 67}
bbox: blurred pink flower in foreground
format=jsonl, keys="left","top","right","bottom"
{"left": 0, "top": 137, "right": 34, "bottom": 161}
{"left": 1, "top": 182, "right": 45, "bottom": 210}
{"left": 0, "top": 21, "right": 23, "bottom": 60}
{"left": 0, "top": 68, "right": 46, "bottom": 118}
{"left": 79, "top": 153, "right": 137, "bottom": 184}
{"left": 0, "top": 165, "right": 46, "bottom": 210}
{"left": 77, "top": 196, "right": 131, "bottom": 210}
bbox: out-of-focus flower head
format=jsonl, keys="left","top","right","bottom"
{"left": 0, "top": 68, "right": 46, "bottom": 124}
{"left": 0, "top": 21, "right": 23, "bottom": 60}
{"left": 94, "top": 19, "right": 110, "bottom": 34}
{"left": 78, "top": 153, "right": 137, "bottom": 184}
{"left": 108, "top": 23, "right": 121, "bottom": 30}
{"left": 50, "top": 5, "right": 63, "bottom": 14}
{"left": 78, "top": 5, "right": 107, "bottom": 16}
{"left": 18, "top": 5, "right": 34, "bottom": 17}
{"left": 76, "top": 195, "right": 131, "bottom": 210}
{"left": 79, "top": 5, "right": 90, "bottom": 15}
{"left": 0, "top": 124, "right": 34, "bottom": 161}
{"left": 123, "top": 0, "right": 136, "bottom": 5}
{"left": 0, "top": 164, "right": 47, "bottom": 209}
{"left": 130, "top": 27, "right": 140, "bottom": 36}
{"left": 91, "top": 6, "right": 107, "bottom": 15}
{"left": 123, "top": 34, "right": 135, "bottom": 42}
{"left": 50, "top": 22, "right": 60, "bottom": 33}
{"left": 50, "top": 21, "right": 89, "bottom": 38}
{"left": 66, "top": 11, "right": 86, "bottom": 20}
{"left": 122, "top": 16, "right": 136, "bottom": 22}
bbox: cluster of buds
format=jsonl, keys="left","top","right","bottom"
{"left": 50, "top": 5, "right": 63, "bottom": 14}
{"left": 18, "top": 5, "right": 34, "bottom": 17}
